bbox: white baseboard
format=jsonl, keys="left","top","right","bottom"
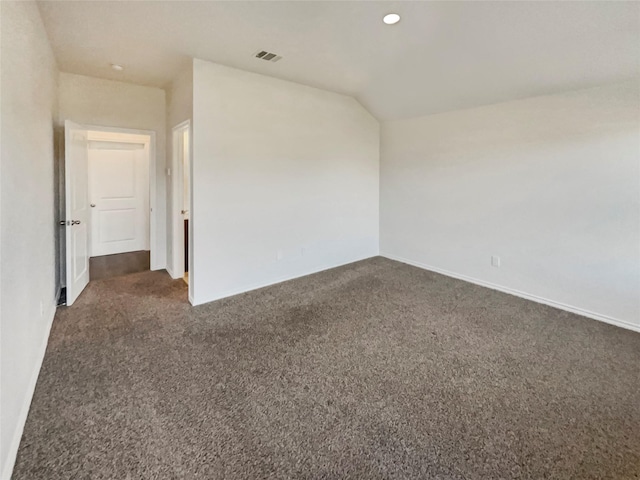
{"left": 192, "top": 254, "right": 377, "bottom": 306}
{"left": 381, "top": 253, "right": 640, "bottom": 334}
{"left": 150, "top": 250, "right": 166, "bottom": 273}
{"left": 165, "top": 266, "right": 178, "bottom": 279}
{"left": 1, "top": 304, "right": 57, "bottom": 480}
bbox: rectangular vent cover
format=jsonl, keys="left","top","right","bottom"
{"left": 254, "top": 50, "right": 282, "bottom": 63}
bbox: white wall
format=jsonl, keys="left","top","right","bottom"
{"left": 166, "top": 65, "right": 193, "bottom": 283}
{"left": 192, "top": 59, "right": 379, "bottom": 305}
{"left": 0, "top": 1, "right": 59, "bottom": 477}
{"left": 381, "top": 81, "right": 640, "bottom": 330}
{"left": 58, "top": 72, "right": 167, "bottom": 268}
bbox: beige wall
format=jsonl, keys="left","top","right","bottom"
{"left": 58, "top": 72, "right": 167, "bottom": 268}
{"left": 381, "top": 81, "right": 640, "bottom": 330}
{"left": 0, "top": 1, "right": 59, "bottom": 477}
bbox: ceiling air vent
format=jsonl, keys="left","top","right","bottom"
{"left": 254, "top": 50, "right": 282, "bottom": 63}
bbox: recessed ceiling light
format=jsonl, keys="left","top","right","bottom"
{"left": 383, "top": 13, "right": 400, "bottom": 25}
{"left": 111, "top": 64, "right": 124, "bottom": 71}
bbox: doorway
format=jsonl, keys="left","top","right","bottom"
{"left": 63, "top": 122, "right": 158, "bottom": 305}
{"left": 88, "top": 131, "right": 150, "bottom": 257}
{"left": 170, "top": 121, "right": 191, "bottom": 287}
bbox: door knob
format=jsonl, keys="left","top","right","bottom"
{"left": 71, "top": 220, "right": 81, "bottom": 225}
{"left": 90, "top": 204, "right": 96, "bottom": 208}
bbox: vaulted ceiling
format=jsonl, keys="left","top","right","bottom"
{"left": 38, "top": 1, "right": 639, "bottom": 120}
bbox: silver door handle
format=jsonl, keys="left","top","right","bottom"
{"left": 71, "top": 220, "right": 81, "bottom": 225}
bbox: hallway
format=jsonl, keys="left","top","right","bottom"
{"left": 89, "top": 251, "right": 151, "bottom": 281}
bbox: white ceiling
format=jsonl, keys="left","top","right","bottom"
{"left": 38, "top": 1, "right": 640, "bottom": 120}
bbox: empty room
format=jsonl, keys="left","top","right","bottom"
{"left": 1, "top": 1, "right": 639, "bottom": 479}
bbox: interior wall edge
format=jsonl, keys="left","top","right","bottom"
{"left": 381, "top": 252, "right": 640, "bottom": 334}
{"left": 191, "top": 59, "right": 379, "bottom": 305}
{"left": 165, "top": 265, "right": 177, "bottom": 279}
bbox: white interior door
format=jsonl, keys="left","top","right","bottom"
{"left": 88, "top": 143, "right": 149, "bottom": 257}
{"left": 64, "top": 120, "right": 90, "bottom": 305}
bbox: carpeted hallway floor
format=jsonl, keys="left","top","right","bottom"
{"left": 13, "top": 257, "right": 640, "bottom": 479}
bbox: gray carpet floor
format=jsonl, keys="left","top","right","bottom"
{"left": 13, "top": 257, "right": 640, "bottom": 479}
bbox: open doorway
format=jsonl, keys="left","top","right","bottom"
{"left": 170, "top": 121, "right": 191, "bottom": 287}
{"left": 87, "top": 129, "right": 152, "bottom": 280}
{"left": 62, "top": 121, "right": 158, "bottom": 305}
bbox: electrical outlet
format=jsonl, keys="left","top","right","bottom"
{"left": 40, "top": 300, "right": 45, "bottom": 317}
{"left": 276, "top": 249, "right": 284, "bottom": 261}
{"left": 491, "top": 255, "right": 501, "bottom": 268}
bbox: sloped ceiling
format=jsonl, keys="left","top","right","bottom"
{"left": 38, "top": 0, "right": 639, "bottom": 120}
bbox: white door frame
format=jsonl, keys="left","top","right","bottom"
{"left": 170, "top": 120, "right": 191, "bottom": 285}
{"left": 83, "top": 124, "right": 160, "bottom": 270}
